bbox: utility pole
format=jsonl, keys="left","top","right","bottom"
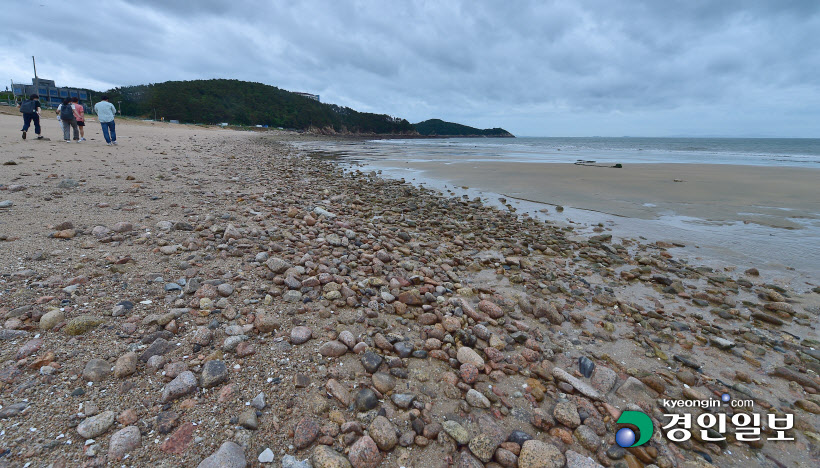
{"left": 32, "top": 56, "right": 37, "bottom": 79}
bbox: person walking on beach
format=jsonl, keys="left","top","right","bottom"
{"left": 19, "top": 94, "right": 44, "bottom": 140}
{"left": 57, "top": 97, "right": 79, "bottom": 142}
{"left": 94, "top": 96, "right": 117, "bottom": 145}
{"left": 71, "top": 96, "right": 86, "bottom": 141}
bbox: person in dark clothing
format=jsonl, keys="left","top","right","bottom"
{"left": 20, "top": 94, "right": 43, "bottom": 140}
{"left": 57, "top": 97, "right": 79, "bottom": 142}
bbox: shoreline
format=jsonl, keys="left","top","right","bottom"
{"left": 1, "top": 114, "right": 819, "bottom": 467}
{"left": 308, "top": 146, "right": 820, "bottom": 289}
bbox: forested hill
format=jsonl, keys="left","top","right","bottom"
{"left": 101, "top": 79, "right": 513, "bottom": 136}
{"left": 103, "top": 79, "right": 415, "bottom": 134}
{"left": 414, "top": 119, "right": 514, "bottom": 137}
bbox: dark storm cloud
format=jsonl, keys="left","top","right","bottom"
{"left": 3, "top": 0, "right": 819, "bottom": 136}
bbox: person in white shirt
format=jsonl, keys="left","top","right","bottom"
{"left": 94, "top": 96, "right": 118, "bottom": 145}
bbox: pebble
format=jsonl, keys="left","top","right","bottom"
{"left": 519, "top": 439, "right": 565, "bottom": 468}
{"left": 355, "top": 388, "right": 380, "bottom": 412}
{"left": 361, "top": 351, "right": 383, "bottom": 373}
{"left": 265, "top": 257, "right": 292, "bottom": 273}
{"left": 197, "top": 441, "right": 246, "bottom": 468}
{"left": 77, "top": 411, "right": 116, "bottom": 439}
{"left": 311, "top": 445, "right": 352, "bottom": 468}
{"left": 590, "top": 366, "right": 617, "bottom": 394}
{"left": 258, "top": 447, "right": 275, "bottom": 463}
{"left": 294, "top": 417, "right": 320, "bottom": 449}
{"left": 553, "top": 401, "right": 581, "bottom": 428}
{"left": 82, "top": 359, "right": 112, "bottom": 382}
{"left": 574, "top": 425, "right": 601, "bottom": 451}
{"left": 64, "top": 315, "right": 105, "bottom": 335}
{"left": 443, "top": 420, "right": 471, "bottom": 445}
{"left": 348, "top": 434, "right": 381, "bottom": 468}
{"left": 200, "top": 360, "right": 228, "bottom": 387}
{"left": 369, "top": 415, "right": 398, "bottom": 451}
{"left": 108, "top": 425, "right": 141, "bottom": 460}
{"left": 466, "top": 388, "right": 491, "bottom": 408}
{"left": 250, "top": 392, "right": 266, "bottom": 410}
{"left": 507, "top": 430, "right": 533, "bottom": 446}
{"left": 291, "top": 326, "right": 313, "bottom": 344}
{"left": 372, "top": 372, "right": 396, "bottom": 393}
{"left": 39, "top": 310, "right": 65, "bottom": 330}
{"left": 565, "top": 450, "right": 605, "bottom": 468}
{"left": 162, "top": 371, "right": 198, "bottom": 402}
{"left": 238, "top": 408, "right": 258, "bottom": 430}
{"left": 282, "top": 455, "right": 312, "bottom": 468}
{"left": 579, "top": 356, "right": 595, "bottom": 378}
{"left": 319, "top": 340, "right": 348, "bottom": 357}
{"left": 457, "top": 346, "right": 485, "bottom": 368}
{"left": 15, "top": 338, "right": 42, "bottom": 360}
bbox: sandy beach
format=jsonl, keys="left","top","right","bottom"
{"left": 1, "top": 108, "right": 819, "bottom": 467}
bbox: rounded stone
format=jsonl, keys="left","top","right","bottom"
{"left": 82, "top": 359, "right": 112, "bottom": 382}
{"left": 355, "top": 388, "right": 379, "bottom": 412}
{"left": 64, "top": 315, "right": 104, "bottom": 335}
{"left": 114, "top": 352, "right": 138, "bottom": 378}
{"left": 294, "top": 417, "right": 320, "bottom": 449}
{"left": 371, "top": 372, "right": 396, "bottom": 394}
{"left": 348, "top": 435, "right": 381, "bottom": 468}
{"left": 108, "top": 425, "right": 141, "bottom": 460}
{"left": 368, "top": 415, "right": 398, "bottom": 451}
{"left": 197, "top": 441, "right": 246, "bottom": 468}
{"left": 311, "top": 445, "right": 352, "bottom": 468}
{"left": 39, "top": 310, "right": 65, "bottom": 330}
{"left": 460, "top": 363, "right": 479, "bottom": 384}
{"left": 162, "top": 371, "right": 198, "bottom": 402}
{"left": 466, "top": 388, "right": 491, "bottom": 408}
{"left": 338, "top": 330, "right": 356, "bottom": 348}
{"left": 554, "top": 401, "right": 581, "bottom": 428}
{"left": 574, "top": 425, "right": 601, "bottom": 451}
{"left": 519, "top": 440, "right": 565, "bottom": 468}
{"left": 77, "top": 411, "right": 116, "bottom": 439}
{"left": 457, "top": 347, "right": 484, "bottom": 368}
{"left": 290, "top": 326, "right": 313, "bottom": 344}
{"left": 200, "top": 360, "right": 228, "bottom": 388}
{"left": 319, "top": 340, "right": 348, "bottom": 357}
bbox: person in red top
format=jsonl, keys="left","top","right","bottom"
{"left": 71, "top": 97, "right": 86, "bottom": 141}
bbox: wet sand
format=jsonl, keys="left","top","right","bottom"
{"left": 408, "top": 161, "right": 820, "bottom": 228}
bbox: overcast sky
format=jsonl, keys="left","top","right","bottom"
{"left": 2, "top": 0, "right": 819, "bottom": 137}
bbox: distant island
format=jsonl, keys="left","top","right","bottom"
{"left": 98, "top": 79, "right": 512, "bottom": 137}
{"left": 414, "top": 118, "right": 514, "bottom": 137}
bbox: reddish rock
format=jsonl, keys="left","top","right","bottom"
{"left": 15, "top": 338, "right": 43, "bottom": 360}
{"left": 478, "top": 300, "right": 504, "bottom": 319}
{"left": 53, "top": 229, "right": 75, "bottom": 239}
{"left": 348, "top": 435, "right": 382, "bottom": 468}
{"left": 235, "top": 342, "right": 255, "bottom": 357}
{"left": 294, "top": 417, "right": 321, "bottom": 449}
{"left": 160, "top": 422, "right": 195, "bottom": 455}
{"left": 397, "top": 290, "right": 423, "bottom": 306}
{"left": 117, "top": 409, "right": 138, "bottom": 426}
{"left": 460, "top": 363, "right": 479, "bottom": 384}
